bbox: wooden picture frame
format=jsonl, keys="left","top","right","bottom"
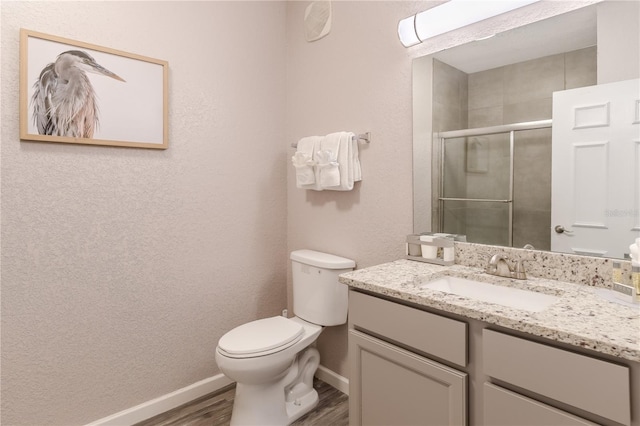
{"left": 20, "top": 29, "right": 169, "bottom": 149}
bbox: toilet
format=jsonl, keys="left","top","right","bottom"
{"left": 215, "top": 249, "right": 355, "bottom": 426}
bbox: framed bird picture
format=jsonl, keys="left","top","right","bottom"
{"left": 19, "top": 29, "right": 169, "bottom": 149}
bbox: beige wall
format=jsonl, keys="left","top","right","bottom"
{"left": 1, "top": 2, "right": 287, "bottom": 425}
{"left": 285, "top": 0, "right": 420, "bottom": 378}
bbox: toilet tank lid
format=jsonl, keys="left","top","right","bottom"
{"left": 290, "top": 250, "right": 355, "bottom": 269}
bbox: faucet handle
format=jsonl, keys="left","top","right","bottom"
{"left": 513, "top": 259, "right": 527, "bottom": 280}
{"left": 485, "top": 254, "right": 501, "bottom": 273}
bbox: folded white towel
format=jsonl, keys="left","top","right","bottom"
{"left": 292, "top": 136, "right": 321, "bottom": 189}
{"left": 292, "top": 132, "right": 362, "bottom": 191}
{"left": 323, "top": 131, "right": 362, "bottom": 191}
{"left": 317, "top": 133, "right": 341, "bottom": 188}
{"left": 292, "top": 151, "right": 315, "bottom": 185}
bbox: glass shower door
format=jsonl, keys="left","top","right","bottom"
{"left": 440, "top": 132, "right": 512, "bottom": 246}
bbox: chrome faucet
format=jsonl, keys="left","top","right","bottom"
{"left": 486, "top": 254, "right": 527, "bottom": 280}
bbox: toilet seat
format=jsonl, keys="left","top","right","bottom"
{"left": 218, "top": 316, "right": 304, "bottom": 358}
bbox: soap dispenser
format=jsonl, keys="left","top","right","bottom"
{"left": 612, "top": 260, "right": 622, "bottom": 284}
{"left": 631, "top": 238, "right": 640, "bottom": 297}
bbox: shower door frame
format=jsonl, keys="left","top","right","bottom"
{"left": 436, "top": 119, "right": 552, "bottom": 247}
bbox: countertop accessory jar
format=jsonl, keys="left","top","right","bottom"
{"left": 406, "top": 234, "right": 454, "bottom": 266}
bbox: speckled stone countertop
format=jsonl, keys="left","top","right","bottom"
{"left": 339, "top": 259, "right": 640, "bottom": 363}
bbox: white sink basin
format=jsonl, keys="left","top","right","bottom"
{"left": 420, "top": 276, "right": 559, "bottom": 312}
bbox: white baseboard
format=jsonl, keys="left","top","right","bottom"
{"left": 85, "top": 373, "right": 234, "bottom": 426}
{"left": 315, "top": 364, "right": 349, "bottom": 396}
{"left": 86, "top": 365, "right": 347, "bottom": 426}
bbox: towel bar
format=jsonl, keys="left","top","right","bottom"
{"left": 291, "top": 132, "right": 371, "bottom": 148}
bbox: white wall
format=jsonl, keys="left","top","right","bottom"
{"left": 0, "top": 2, "right": 287, "bottom": 425}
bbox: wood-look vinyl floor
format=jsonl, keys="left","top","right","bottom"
{"left": 135, "top": 378, "right": 348, "bottom": 426}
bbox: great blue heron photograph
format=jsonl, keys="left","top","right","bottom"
{"left": 31, "top": 50, "right": 126, "bottom": 139}
{"left": 20, "top": 29, "right": 169, "bottom": 149}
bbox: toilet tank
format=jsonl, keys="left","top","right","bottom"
{"left": 290, "top": 250, "right": 355, "bottom": 326}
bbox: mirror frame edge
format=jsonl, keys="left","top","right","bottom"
{"left": 412, "top": 55, "right": 434, "bottom": 235}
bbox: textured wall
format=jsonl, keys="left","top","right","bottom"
{"left": 1, "top": 2, "right": 287, "bottom": 425}
{"left": 285, "top": 0, "right": 420, "bottom": 379}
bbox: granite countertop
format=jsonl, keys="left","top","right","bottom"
{"left": 339, "top": 259, "right": 640, "bottom": 363}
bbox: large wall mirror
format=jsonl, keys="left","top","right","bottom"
{"left": 413, "top": 1, "right": 640, "bottom": 260}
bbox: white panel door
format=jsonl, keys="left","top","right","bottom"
{"left": 552, "top": 78, "right": 640, "bottom": 258}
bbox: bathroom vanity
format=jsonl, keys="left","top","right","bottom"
{"left": 341, "top": 257, "right": 640, "bottom": 426}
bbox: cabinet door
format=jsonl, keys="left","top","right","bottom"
{"left": 349, "top": 330, "right": 467, "bottom": 426}
{"left": 484, "top": 383, "right": 597, "bottom": 426}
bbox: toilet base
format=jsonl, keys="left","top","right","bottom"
{"left": 285, "top": 387, "right": 319, "bottom": 424}
{"left": 229, "top": 347, "right": 320, "bottom": 426}
{"left": 230, "top": 380, "right": 319, "bottom": 426}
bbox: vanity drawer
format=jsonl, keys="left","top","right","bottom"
{"left": 483, "top": 329, "right": 630, "bottom": 425}
{"left": 484, "top": 382, "right": 596, "bottom": 426}
{"left": 349, "top": 290, "right": 467, "bottom": 367}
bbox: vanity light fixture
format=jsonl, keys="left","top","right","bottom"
{"left": 398, "top": 0, "right": 541, "bottom": 47}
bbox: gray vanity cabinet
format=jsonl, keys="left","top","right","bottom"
{"left": 348, "top": 290, "right": 468, "bottom": 426}
{"left": 348, "top": 289, "right": 639, "bottom": 426}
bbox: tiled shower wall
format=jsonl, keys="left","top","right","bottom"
{"left": 435, "top": 47, "right": 597, "bottom": 250}
{"left": 432, "top": 60, "right": 470, "bottom": 241}
{"left": 467, "top": 47, "right": 597, "bottom": 127}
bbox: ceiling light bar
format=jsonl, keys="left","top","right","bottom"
{"left": 398, "top": 0, "right": 541, "bottom": 47}
{"left": 398, "top": 15, "right": 421, "bottom": 47}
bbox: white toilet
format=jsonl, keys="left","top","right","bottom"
{"left": 215, "top": 249, "right": 355, "bottom": 426}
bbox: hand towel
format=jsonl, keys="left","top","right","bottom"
{"left": 292, "top": 136, "right": 321, "bottom": 189}
{"left": 323, "top": 131, "right": 362, "bottom": 191}
{"left": 317, "top": 133, "right": 341, "bottom": 188}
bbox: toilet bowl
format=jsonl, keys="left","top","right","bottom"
{"left": 215, "top": 250, "right": 355, "bottom": 426}
{"left": 216, "top": 316, "right": 321, "bottom": 385}
{"left": 215, "top": 317, "right": 322, "bottom": 425}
